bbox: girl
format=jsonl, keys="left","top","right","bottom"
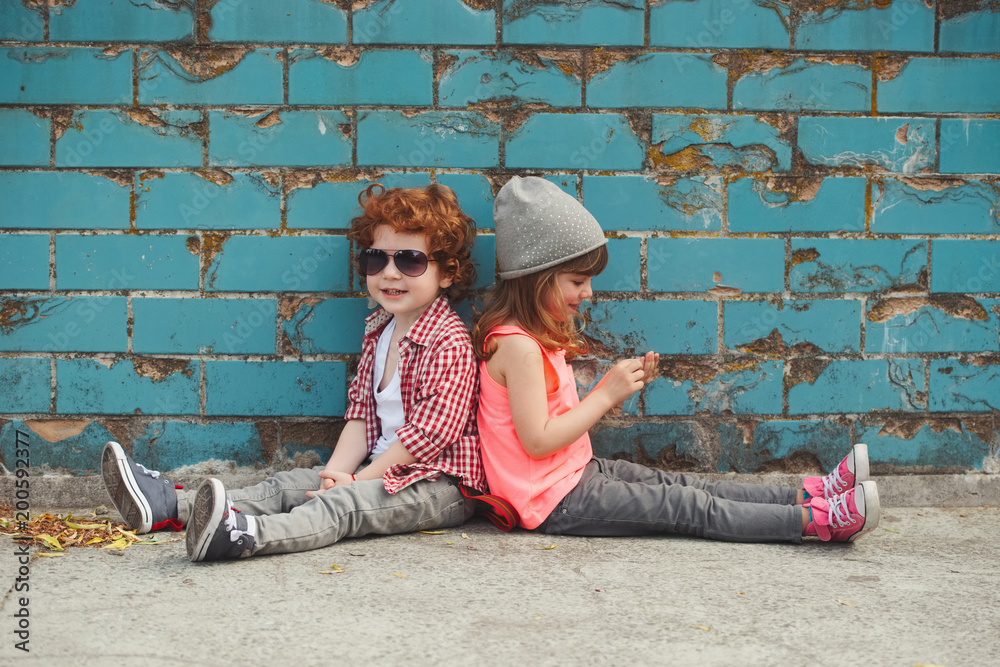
{"left": 473, "top": 176, "right": 879, "bottom": 544}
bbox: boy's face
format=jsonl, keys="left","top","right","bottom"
{"left": 366, "top": 226, "right": 453, "bottom": 327}
{"left": 550, "top": 271, "right": 593, "bottom": 321}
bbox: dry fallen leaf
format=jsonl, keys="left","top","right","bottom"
{"left": 419, "top": 530, "right": 450, "bottom": 535}
{"left": 836, "top": 599, "right": 856, "bottom": 607}
{"left": 461, "top": 532, "right": 470, "bottom": 540}
{"left": 884, "top": 527, "right": 899, "bottom": 534}
{"left": 318, "top": 564, "right": 346, "bottom": 575}
{"left": 391, "top": 572, "right": 409, "bottom": 578}
{"left": 536, "top": 544, "right": 557, "bottom": 550}
{"left": 693, "top": 625, "right": 711, "bottom": 632}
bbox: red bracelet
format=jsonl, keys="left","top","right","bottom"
{"left": 351, "top": 474, "right": 356, "bottom": 481}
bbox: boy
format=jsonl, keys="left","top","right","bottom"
{"left": 102, "top": 183, "right": 486, "bottom": 561}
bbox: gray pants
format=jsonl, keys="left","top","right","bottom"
{"left": 178, "top": 467, "right": 474, "bottom": 556}
{"left": 537, "top": 458, "right": 803, "bottom": 543}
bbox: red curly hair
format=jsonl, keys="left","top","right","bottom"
{"left": 348, "top": 183, "right": 477, "bottom": 300}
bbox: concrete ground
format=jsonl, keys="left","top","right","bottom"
{"left": 1, "top": 504, "right": 998, "bottom": 666}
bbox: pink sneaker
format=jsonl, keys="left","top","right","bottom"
{"left": 805, "top": 481, "right": 880, "bottom": 542}
{"left": 803, "top": 443, "right": 869, "bottom": 500}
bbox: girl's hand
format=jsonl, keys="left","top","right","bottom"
{"left": 595, "top": 358, "right": 648, "bottom": 404}
{"left": 640, "top": 351, "right": 660, "bottom": 385}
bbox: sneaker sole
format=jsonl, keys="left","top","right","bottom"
{"left": 187, "top": 478, "right": 226, "bottom": 562}
{"left": 853, "top": 443, "right": 870, "bottom": 485}
{"left": 850, "top": 480, "right": 881, "bottom": 542}
{"left": 101, "top": 442, "right": 152, "bottom": 533}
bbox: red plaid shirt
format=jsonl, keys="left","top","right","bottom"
{"left": 344, "top": 296, "right": 487, "bottom": 494}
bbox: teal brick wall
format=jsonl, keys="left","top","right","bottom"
{"left": 1, "top": 0, "right": 998, "bottom": 478}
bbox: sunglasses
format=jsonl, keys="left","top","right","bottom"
{"left": 359, "top": 248, "right": 437, "bottom": 277}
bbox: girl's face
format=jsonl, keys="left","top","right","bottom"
{"left": 550, "top": 271, "right": 593, "bottom": 321}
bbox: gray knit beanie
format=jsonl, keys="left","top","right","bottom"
{"left": 493, "top": 176, "right": 607, "bottom": 280}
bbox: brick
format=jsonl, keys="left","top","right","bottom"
{"left": 652, "top": 114, "right": 792, "bottom": 172}
{"left": 728, "top": 176, "right": 866, "bottom": 233}
{"left": 56, "top": 358, "right": 200, "bottom": 415}
{"left": 287, "top": 173, "right": 432, "bottom": 230}
{"left": 940, "top": 120, "right": 1000, "bottom": 175}
{"left": 930, "top": 359, "right": 1000, "bottom": 412}
{"left": 56, "top": 234, "right": 199, "bottom": 291}
{"left": 940, "top": 7, "right": 1000, "bottom": 54}
{"left": 866, "top": 298, "right": 999, "bottom": 354}
{"left": 209, "top": 0, "right": 347, "bottom": 43}
{"left": 0, "top": 47, "right": 132, "bottom": 105}
{"left": 0, "top": 1, "right": 45, "bottom": 41}
{"left": 436, "top": 173, "right": 496, "bottom": 230}
{"left": 355, "top": 0, "right": 494, "bottom": 45}
{"left": 357, "top": 110, "right": 499, "bottom": 169}
{"left": 0, "top": 296, "right": 127, "bottom": 353}
{"left": 717, "top": 420, "right": 852, "bottom": 474}
{"left": 798, "top": 117, "right": 934, "bottom": 173}
{"left": 790, "top": 239, "right": 926, "bottom": 294}
{"left": 501, "top": 0, "right": 642, "bottom": 45}
{"left": 289, "top": 49, "right": 432, "bottom": 106}
{"left": 209, "top": 110, "right": 351, "bottom": 168}
{"left": 0, "top": 234, "right": 49, "bottom": 290}
{"left": 733, "top": 59, "right": 870, "bottom": 112}
{"left": 205, "top": 360, "right": 346, "bottom": 416}
{"left": 132, "top": 421, "right": 266, "bottom": 471}
{"left": 506, "top": 113, "right": 643, "bottom": 170}
{"left": 0, "top": 419, "right": 118, "bottom": 472}
{"left": 593, "top": 237, "right": 641, "bottom": 292}
{"left": 587, "top": 53, "right": 726, "bottom": 109}
{"left": 281, "top": 297, "right": 368, "bottom": 355}
{"left": 649, "top": 0, "right": 790, "bottom": 49}
{"left": 0, "top": 358, "right": 50, "bottom": 413}
{"left": 647, "top": 238, "right": 785, "bottom": 294}
{"left": 582, "top": 174, "right": 722, "bottom": 232}
{"left": 585, "top": 300, "right": 717, "bottom": 355}
{"left": 930, "top": 240, "right": 1000, "bottom": 293}
{"left": 138, "top": 49, "right": 283, "bottom": 106}
{"left": 471, "top": 232, "right": 497, "bottom": 290}
{"left": 133, "top": 297, "right": 278, "bottom": 355}
{"left": 439, "top": 50, "right": 581, "bottom": 108}
{"left": 50, "top": 0, "right": 194, "bottom": 42}
{"left": 590, "top": 422, "right": 710, "bottom": 468}
{"left": 724, "top": 299, "right": 862, "bottom": 354}
{"left": 137, "top": 171, "right": 281, "bottom": 230}
{"left": 872, "top": 178, "right": 1000, "bottom": 234}
{"left": 879, "top": 58, "right": 1000, "bottom": 114}
{"left": 788, "top": 359, "right": 925, "bottom": 415}
{"left": 0, "top": 109, "right": 49, "bottom": 166}
{"left": 55, "top": 110, "right": 203, "bottom": 169}
{"left": 205, "top": 235, "right": 350, "bottom": 293}
{"left": 859, "top": 419, "right": 992, "bottom": 469}
{"left": 796, "top": 0, "right": 934, "bottom": 52}
{"left": 647, "top": 359, "right": 782, "bottom": 416}
{"left": 0, "top": 172, "right": 130, "bottom": 230}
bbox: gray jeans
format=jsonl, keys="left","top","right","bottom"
{"left": 537, "top": 458, "right": 802, "bottom": 543}
{"left": 177, "top": 467, "right": 474, "bottom": 556}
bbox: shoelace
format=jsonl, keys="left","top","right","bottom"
{"left": 223, "top": 496, "right": 251, "bottom": 543}
{"left": 136, "top": 463, "right": 161, "bottom": 479}
{"left": 821, "top": 464, "right": 848, "bottom": 498}
{"left": 827, "top": 491, "right": 857, "bottom": 528}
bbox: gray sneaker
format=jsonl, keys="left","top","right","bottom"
{"left": 186, "top": 478, "right": 256, "bottom": 562}
{"left": 101, "top": 441, "right": 181, "bottom": 534}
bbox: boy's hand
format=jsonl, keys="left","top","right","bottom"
{"left": 305, "top": 471, "right": 353, "bottom": 498}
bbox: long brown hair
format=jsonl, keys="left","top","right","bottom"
{"left": 473, "top": 245, "right": 608, "bottom": 361}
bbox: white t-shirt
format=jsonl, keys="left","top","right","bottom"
{"left": 371, "top": 318, "right": 405, "bottom": 457}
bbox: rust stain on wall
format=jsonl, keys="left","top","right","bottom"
{"left": 786, "top": 356, "right": 833, "bottom": 388}
{"left": 867, "top": 295, "right": 989, "bottom": 323}
{"left": 255, "top": 111, "right": 282, "bottom": 129}
{"left": 186, "top": 236, "right": 200, "bottom": 255}
{"left": 792, "top": 247, "right": 821, "bottom": 267}
{"left": 159, "top": 46, "right": 252, "bottom": 81}
{"left": 658, "top": 357, "right": 721, "bottom": 385}
{"left": 762, "top": 175, "right": 824, "bottom": 203}
{"left": 132, "top": 358, "right": 193, "bottom": 382}
{"left": 194, "top": 170, "right": 234, "bottom": 186}
{"left": 88, "top": 170, "right": 132, "bottom": 188}
{"left": 50, "top": 108, "right": 76, "bottom": 141}
{"left": 738, "top": 329, "right": 824, "bottom": 357}
{"left": 25, "top": 419, "right": 91, "bottom": 442}
{"left": 878, "top": 416, "right": 995, "bottom": 443}
{"left": 316, "top": 46, "right": 361, "bottom": 67}
{"left": 587, "top": 48, "right": 635, "bottom": 78}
